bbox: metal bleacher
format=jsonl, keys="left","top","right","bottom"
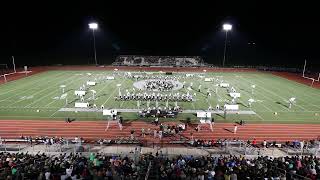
{"left": 112, "top": 55, "right": 204, "bottom": 67}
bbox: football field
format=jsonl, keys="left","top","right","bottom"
{"left": 0, "top": 70, "right": 320, "bottom": 123}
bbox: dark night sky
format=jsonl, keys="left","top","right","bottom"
{"left": 1, "top": 1, "right": 320, "bottom": 68}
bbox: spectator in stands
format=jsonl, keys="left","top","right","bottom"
{"left": 3, "top": 149, "right": 320, "bottom": 179}
{"left": 263, "top": 140, "right": 267, "bottom": 148}
{"left": 154, "top": 130, "right": 157, "bottom": 139}
{"left": 252, "top": 138, "right": 257, "bottom": 147}
{"left": 130, "top": 130, "right": 135, "bottom": 140}
{"left": 159, "top": 130, "right": 163, "bottom": 140}
{"left": 29, "top": 136, "right": 33, "bottom": 146}
{"left": 119, "top": 117, "right": 123, "bottom": 124}
{"left": 0, "top": 152, "right": 155, "bottom": 179}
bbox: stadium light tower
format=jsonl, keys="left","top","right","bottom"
{"left": 222, "top": 23, "right": 232, "bottom": 67}
{"left": 89, "top": 22, "right": 98, "bottom": 66}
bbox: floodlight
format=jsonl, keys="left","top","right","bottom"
{"left": 88, "top": 22, "right": 98, "bottom": 65}
{"left": 89, "top": 22, "right": 98, "bottom": 30}
{"left": 223, "top": 24, "right": 232, "bottom": 31}
{"left": 222, "top": 24, "right": 232, "bottom": 67}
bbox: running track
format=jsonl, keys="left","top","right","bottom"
{"left": 0, "top": 120, "right": 319, "bottom": 143}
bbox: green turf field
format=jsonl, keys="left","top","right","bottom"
{"left": 0, "top": 70, "right": 319, "bottom": 123}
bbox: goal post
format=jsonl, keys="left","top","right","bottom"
{"left": 12, "top": 56, "right": 16, "bottom": 73}
{"left": 0, "top": 64, "right": 8, "bottom": 76}
{"left": 0, "top": 56, "right": 18, "bottom": 75}
{"left": 302, "top": 59, "right": 308, "bottom": 77}
{"left": 302, "top": 60, "right": 320, "bottom": 85}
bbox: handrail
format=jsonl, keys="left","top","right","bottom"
{"left": 144, "top": 161, "right": 152, "bottom": 180}
{"left": 270, "top": 165, "right": 311, "bottom": 180}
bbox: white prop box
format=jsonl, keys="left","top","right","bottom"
{"left": 229, "top": 93, "right": 241, "bottom": 98}
{"left": 106, "top": 76, "right": 115, "bottom": 80}
{"left": 86, "top": 81, "right": 96, "bottom": 86}
{"left": 75, "top": 102, "right": 89, "bottom": 108}
{"left": 197, "top": 112, "right": 212, "bottom": 130}
{"left": 103, "top": 109, "right": 118, "bottom": 116}
{"left": 204, "top": 78, "right": 212, "bottom": 82}
{"left": 220, "top": 83, "right": 229, "bottom": 88}
{"left": 224, "top": 104, "right": 239, "bottom": 111}
{"left": 289, "top": 97, "right": 296, "bottom": 102}
{"left": 197, "top": 112, "right": 211, "bottom": 118}
{"left": 74, "top": 90, "right": 86, "bottom": 96}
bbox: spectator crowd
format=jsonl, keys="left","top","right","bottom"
{"left": 1, "top": 148, "right": 320, "bottom": 179}
{"left": 0, "top": 152, "right": 151, "bottom": 179}
{"left": 152, "top": 154, "right": 320, "bottom": 180}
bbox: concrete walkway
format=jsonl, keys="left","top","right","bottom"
{"left": 0, "top": 144, "right": 296, "bottom": 158}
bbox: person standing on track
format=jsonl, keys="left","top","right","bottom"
{"left": 141, "top": 128, "right": 145, "bottom": 138}
{"left": 154, "top": 129, "right": 157, "bottom": 139}
{"left": 234, "top": 125, "right": 238, "bottom": 134}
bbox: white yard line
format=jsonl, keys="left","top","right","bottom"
{"left": 91, "top": 78, "right": 116, "bottom": 100}
{"left": 264, "top": 74, "right": 315, "bottom": 97}
{"left": 238, "top": 75, "right": 289, "bottom": 112}
{"left": 0, "top": 106, "right": 60, "bottom": 109}
{"left": 44, "top": 98, "right": 63, "bottom": 108}
{"left": 256, "top": 110, "right": 320, "bottom": 113}
{"left": 0, "top": 72, "right": 59, "bottom": 96}
{"left": 191, "top": 101, "right": 196, "bottom": 110}
{"left": 49, "top": 75, "right": 119, "bottom": 118}
{"left": 5, "top": 72, "right": 69, "bottom": 107}
{"left": 223, "top": 77, "right": 263, "bottom": 120}
{"left": 43, "top": 74, "right": 89, "bottom": 108}
{"left": 0, "top": 72, "right": 67, "bottom": 103}
{"left": 120, "top": 101, "right": 125, "bottom": 108}
{"left": 102, "top": 78, "right": 126, "bottom": 106}
{"left": 49, "top": 108, "right": 61, "bottom": 117}
{"left": 229, "top": 75, "right": 274, "bottom": 112}
{"left": 255, "top": 112, "right": 265, "bottom": 121}
{"left": 23, "top": 74, "right": 77, "bottom": 108}
{"left": 281, "top": 83, "right": 320, "bottom": 110}
{"left": 252, "top": 74, "right": 308, "bottom": 111}
{"left": 272, "top": 74, "right": 320, "bottom": 97}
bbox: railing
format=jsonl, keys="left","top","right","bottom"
{"left": 144, "top": 161, "right": 152, "bottom": 180}
{"left": 270, "top": 165, "right": 311, "bottom": 180}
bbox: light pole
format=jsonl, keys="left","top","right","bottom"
{"left": 89, "top": 22, "right": 98, "bottom": 66}
{"left": 222, "top": 23, "right": 232, "bottom": 67}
